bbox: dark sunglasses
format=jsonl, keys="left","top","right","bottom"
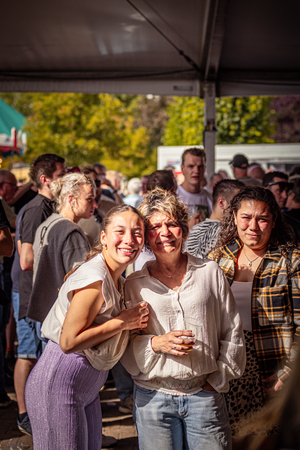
{"left": 266, "top": 181, "right": 293, "bottom": 192}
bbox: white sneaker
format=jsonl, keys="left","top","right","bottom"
{"left": 102, "top": 434, "right": 117, "bottom": 448}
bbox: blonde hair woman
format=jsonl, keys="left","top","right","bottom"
{"left": 27, "top": 172, "right": 97, "bottom": 345}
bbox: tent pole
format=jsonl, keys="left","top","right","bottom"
{"left": 204, "top": 82, "right": 217, "bottom": 184}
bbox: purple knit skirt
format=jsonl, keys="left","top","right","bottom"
{"left": 25, "top": 340, "right": 108, "bottom": 450}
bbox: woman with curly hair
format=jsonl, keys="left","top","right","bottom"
{"left": 209, "top": 186, "right": 300, "bottom": 431}
{"left": 121, "top": 188, "right": 246, "bottom": 450}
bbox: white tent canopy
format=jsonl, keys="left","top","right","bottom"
{"left": 1, "top": 0, "right": 300, "bottom": 97}
{"left": 2, "top": 0, "right": 299, "bottom": 176}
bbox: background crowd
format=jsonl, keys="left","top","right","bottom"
{"left": 0, "top": 148, "right": 299, "bottom": 449}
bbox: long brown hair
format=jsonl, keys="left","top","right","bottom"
{"left": 211, "top": 186, "right": 297, "bottom": 264}
{"left": 64, "top": 204, "right": 144, "bottom": 281}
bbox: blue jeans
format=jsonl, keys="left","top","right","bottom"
{"left": 134, "top": 385, "right": 231, "bottom": 450}
{"left": 11, "top": 292, "right": 37, "bottom": 359}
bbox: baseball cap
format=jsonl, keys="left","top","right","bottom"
{"left": 229, "top": 154, "right": 249, "bottom": 168}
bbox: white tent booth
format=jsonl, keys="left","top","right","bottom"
{"left": 1, "top": 0, "right": 300, "bottom": 174}
{"left": 158, "top": 144, "right": 300, "bottom": 179}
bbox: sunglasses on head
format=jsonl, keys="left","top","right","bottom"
{"left": 267, "top": 181, "right": 294, "bottom": 192}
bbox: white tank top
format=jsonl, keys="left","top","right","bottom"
{"left": 231, "top": 281, "right": 252, "bottom": 331}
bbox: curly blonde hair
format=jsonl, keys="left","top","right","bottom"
{"left": 138, "top": 187, "right": 188, "bottom": 250}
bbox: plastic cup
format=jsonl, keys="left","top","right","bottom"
{"left": 183, "top": 318, "right": 202, "bottom": 351}
{"left": 125, "top": 300, "right": 147, "bottom": 309}
{"left": 188, "top": 205, "right": 197, "bottom": 219}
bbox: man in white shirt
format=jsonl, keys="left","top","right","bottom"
{"left": 176, "top": 147, "right": 213, "bottom": 227}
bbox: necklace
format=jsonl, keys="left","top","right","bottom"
{"left": 242, "top": 247, "right": 265, "bottom": 268}
{"left": 158, "top": 256, "right": 186, "bottom": 278}
{"left": 163, "top": 273, "right": 172, "bottom": 278}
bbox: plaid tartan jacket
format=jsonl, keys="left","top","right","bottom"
{"left": 215, "top": 238, "right": 300, "bottom": 382}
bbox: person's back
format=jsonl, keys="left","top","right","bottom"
{"left": 123, "top": 178, "right": 142, "bottom": 207}
{"left": 186, "top": 219, "right": 221, "bottom": 259}
{"left": 229, "top": 154, "right": 261, "bottom": 186}
{"left": 28, "top": 173, "right": 96, "bottom": 323}
{"left": 29, "top": 214, "right": 89, "bottom": 323}
{"left": 247, "top": 162, "right": 265, "bottom": 181}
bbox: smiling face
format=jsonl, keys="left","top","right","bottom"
{"left": 101, "top": 210, "right": 144, "bottom": 269}
{"left": 72, "top": 184, "right": 97, "bottom": 220}
{"left": 181, "top": 153, "right": 205, "bottom": 190}
{"left": 147, "top": 211, "right": 183, "bottom": 257}
{"left": 234, "top": 200, "right": 275, "bottom": 251}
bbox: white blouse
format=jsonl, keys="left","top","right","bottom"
{"left": 121, "top": 254, "right": 246, "bottom": 394}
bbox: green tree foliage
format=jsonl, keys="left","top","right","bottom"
{"left": 163, "top": 96, "right": 275, "bottom": 146}
{"left": 0, "top": 93, "right": 160, "bottom": 177}
{"left": 131, "top": 95, "right": 171, "bottom": 152}
{"left": 217, "top": 97, "right": 275, "bottom": 144}
{"left": 163, "top": 97, "right": 204, "bottom": 146}
{"left": 0, "top": 92, "right": 36, "bottom": 117}
{"left": 1, "top": 92, "right": 279, "bottom": 176}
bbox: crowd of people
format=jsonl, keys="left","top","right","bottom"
{"left": 0, "top": 148, "right": 299, "bottom": 450}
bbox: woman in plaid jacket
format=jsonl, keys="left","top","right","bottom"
{"left": 209, "top": 186, "right": 300, "bottom": 431}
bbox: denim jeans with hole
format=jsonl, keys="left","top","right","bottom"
{"left": 134, "top": 384, "right": 231, "bottom": 450}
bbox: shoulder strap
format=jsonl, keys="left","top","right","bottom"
{"left": 39, "top": 216, "right": 66, "bottom": 249}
